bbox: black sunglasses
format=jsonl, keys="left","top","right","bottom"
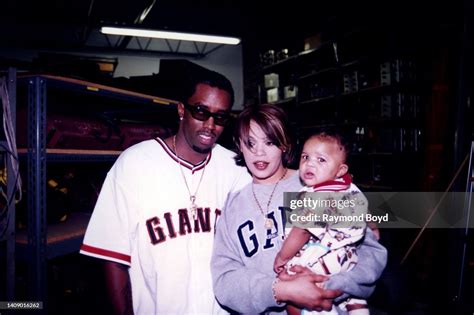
{"left": 183, "top": 103, "right": 231, "bottom": 126}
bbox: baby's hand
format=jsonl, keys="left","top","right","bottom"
{"left": 368, "top": 222, "right": 380, "bottom": 240}
{"left": 273, "top": 253, "right": 288, "bottom": 274}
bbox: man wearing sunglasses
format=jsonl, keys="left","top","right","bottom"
{"left": 81, "top": 67, "right": 378, "bottom": 314}
{"left": 81, "top": 68, "right": 252, "bottom": 314}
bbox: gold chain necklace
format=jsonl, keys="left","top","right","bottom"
{"left": 173, "top": 135, "right": 207, "bottom": 220}
{"left": 251, "top": 168, "right": 288, "bottom": 229}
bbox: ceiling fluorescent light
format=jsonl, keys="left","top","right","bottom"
{"left": 101, "top": 26, "right": 241, "bottom": 45}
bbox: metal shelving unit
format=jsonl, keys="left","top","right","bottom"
{"left": 18, "top": 148, "right": 122, "bottom": 163}
{"left": 16, "top": 74, "right": 178, "bottom": 309}
{"left": 258, "top": 27, "right": 426, "bottom": 191}
{"left": 0, "top": 68, "right": 17, "bottom": 302}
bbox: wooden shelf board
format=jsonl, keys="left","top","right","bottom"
{"left": 16, "top": 212, "right": 91, "bottom": 246}
{"left": 299, "top": 95, "right": 336, "bottom": 105}
{"left": 261, "top": 55, "right": 297, "bottom": 72}
{"left": 299, "top": 67, "right": 337, "bottom": 80}
{"left": 268, "top": 98, "right": 296, "bottom": 106}
{"left": 18, "top": 148, "right": 122, "bottom": 155}
{"left": 19, "top": 74, "right": 177, "bottom": 106}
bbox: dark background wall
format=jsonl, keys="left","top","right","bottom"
{"left": 1, "top": 0, "right": 474, "bottom": 314}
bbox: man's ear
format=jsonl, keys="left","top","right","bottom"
{"left": 177, "top": 102, "right": 185, "bottom": 120}
{"left": 336, "top": 164, "right": 349, "bottom": 178}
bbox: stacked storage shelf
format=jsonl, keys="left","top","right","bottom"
{"left": 256, "top": 28, "right": 427, "bottom": 190}
{"left": 15, "top": 74, "right": 178, "bottom": 308}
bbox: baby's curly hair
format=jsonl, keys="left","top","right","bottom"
{"left": 306, "top": 128, "right": 351, "bottom": 163}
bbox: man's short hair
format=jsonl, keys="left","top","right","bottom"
{"left": 180, "top": 68, "right": 235, "bottom": 107}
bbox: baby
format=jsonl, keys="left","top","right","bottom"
{"left": 274, "top": 131, "right": 369, "bottom": 315}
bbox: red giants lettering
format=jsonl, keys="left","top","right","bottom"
{"left": 146, "top": 217, "right": 166, "bottom": 245}
{"left": 146, "top": 208, "right": 222, "bottom": 245}
{"left": 178, "top": 208, "right": 192, "bottom": 235}
{"left": 194, "top": 207, "right": 211, "bottom": 233}
{"left": 163, "top": 212, "right": 177, "bottom": 238}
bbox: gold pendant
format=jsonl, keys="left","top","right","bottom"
{"left": 190, "top": 196, "right": 197, "bottom": 220}
{"left": 265, "top": 218, "right": 273, "bottom": 229}
{"left": 190, "top": 203, "right": 197, "bottom": 220}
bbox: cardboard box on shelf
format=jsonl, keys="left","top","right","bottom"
{"left": 283, "top": 85, "right": 298, "bottom": 99}
{"left": 266, "top": 87, "right": 279, "bottom": 103}
{"left": 264, "top": 73, "right": 279, "bottom": 89}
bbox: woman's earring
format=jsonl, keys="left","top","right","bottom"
{"left": 180, "top": 116, "right": 183, "bottom": 121}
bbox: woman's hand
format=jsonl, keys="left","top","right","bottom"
{"left": 274, "top": 273, "right": 342, "bottom": 311}
{"left": 281, "top": 265, "right": 328, "bottom": 279}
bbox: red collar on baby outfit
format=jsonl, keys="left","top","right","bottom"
{"left": 311, "top": 173, "right": 352, "bottom": 192}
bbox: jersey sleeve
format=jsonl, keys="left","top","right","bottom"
{"left": 211, "top": 195, "right": 280, "bottom": 314}
{"left": 80, "top": 158, "right": 139, "bottom": 266}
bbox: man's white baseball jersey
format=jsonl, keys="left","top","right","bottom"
{"left": 80, "top": 137, "right": 251, "bottom": 314}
